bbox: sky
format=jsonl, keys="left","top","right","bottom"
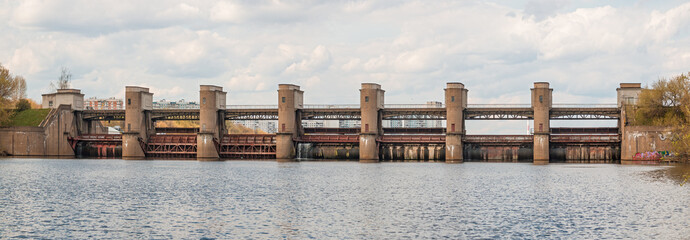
{"left": 1, "top": 0, "right": 689, "bottom": 133}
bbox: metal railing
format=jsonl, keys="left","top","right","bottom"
{"left": 216, "top": 103, "right": 618, "bottom": 110}
{"left": 384, "top": 104, "right": 444, "bottom": 108}
{"left": 226, "top": 105, "right": 278, "bottom": 109}
{"left": 303, "top": 104, "right": 359, "bottom": 109}
{"left": 552, "top": 104, "right": 617, "bottom": 108}
{"left": 467, "top": 104, "right": 531, "bottom": 108}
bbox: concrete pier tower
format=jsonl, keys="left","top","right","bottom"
{"left": 197, "top": 85, "right": 227, "bottom": 161}
{"left": 531, "top": 82, "right": 552, "bottom": 164}
{"left": 617, "top": 83, "right": 642, "bottom": 163}
{"left": 445, "top": 82, "right": 467, "bottom": 163}
{"left": 359, "top": 83, "right": 384, "bottom": 163}
{"left": 122, "top": 86, "right": 153, "bottom": 160}
{"left": 276, "top": 84, "right": 303, "bottom": 161}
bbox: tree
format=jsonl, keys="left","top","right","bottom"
{"left": 633, "top": 72, "right": 690, "bottom": 161}
{"left": 50, "top": 67, "right": 72, "bottom": 91}
{"left": 0, "top": 63, "right": 28, "bottom": 125}
{"left": 15, "top": 99, "right": 31, "bottom": 112}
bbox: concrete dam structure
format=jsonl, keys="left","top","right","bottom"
{"left": 0, "top": 82, "right": 671, "bottom": 164}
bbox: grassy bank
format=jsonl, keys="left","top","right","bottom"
{"left": 6, "top": 109, "right": 50, "bottom": 127}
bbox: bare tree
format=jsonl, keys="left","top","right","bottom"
{"left": 50, "top": 67, "right": 72, "bottom": 91}
{"left": 13, "top": 76, "right": 26, "bottom": 100}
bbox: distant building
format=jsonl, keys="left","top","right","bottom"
{"left": 339, "top": 120, "right": 361, "bottom": 128}
{"left": 387, "top": 101, "right": 443, "bottom": 128}
{"left": 84, "top": 97, "right": 123, "bottom": 110}
{"left": 302, "top": 120, "right": 324, "bottom": 128}
{"left": 233, "top": 120, "right": 277, "bottom": 133}
{"left": 153, "top": 99, "right": 199, "bottom": 109}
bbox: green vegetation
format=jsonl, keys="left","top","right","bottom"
{"left": 15, "top": 99, "right": 31, "bottom": 112}
{"left": 1, "top": 63, "right": 29, "bottom": 126}
{"left": 6, "top": 109, "right": 50, "bottom": 127}
{"left": 631, "top": 72, "right": 690, "bottom": 162}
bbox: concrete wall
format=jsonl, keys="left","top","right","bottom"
{"left": 0, "top": 127, "right": 46, "bottom": 156}
{"left": 621, "top": 126, "right": 673, "bottom": 163}
{"left": 44, "top": 105, "right": 79, "bottom": 156}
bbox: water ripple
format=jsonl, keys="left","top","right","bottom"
{"left": 0, "top": 159, "right": 689, "bottom": 239}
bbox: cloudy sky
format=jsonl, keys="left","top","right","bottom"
{"left": 1, "top": 0, "right": 689, "bottom": 132}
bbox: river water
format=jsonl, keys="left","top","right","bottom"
{"left": 0, "top": 159, "right": 688, "bottom": 239}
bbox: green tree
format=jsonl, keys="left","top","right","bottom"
{"left": 15, "top": 99, "right": 31, "bottom": 112}
{"left": 633, "top": 72, "right": 690, "bottom": 161}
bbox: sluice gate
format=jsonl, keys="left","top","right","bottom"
{"left": 220, "top": 134, "right": 276, "bottom": 159}
{"left": 69, "top": 134, "right": 122, "bottom": 158}
{"left": 146, "top": 135, "right": 197, "bottom": 159}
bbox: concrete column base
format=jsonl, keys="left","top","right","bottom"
{"left": 197, "top": 132, "right": 220, "bottom": 161}
{"left": 533, "top": 160, "right": 549, "bottom": 165}
{"left": 276, "top": 133, "right": 295, "bottom": 161}
{"left": 445, "top": 133, "right": 463, "bottom": 163}
{"left": 359, "top": 133, "right": 378, "bottom": 163}
{"left": 533, "top": 134, "right": 549, "bottom": 165}
{"left": 122, "top": 132, "right": 146, "bottom": 160}
{"left": 277, "top": 158, "right": 298, "bottom": 162}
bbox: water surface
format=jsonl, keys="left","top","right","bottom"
{"left": 1, "top": 159, "right": 688, "bottom": 239}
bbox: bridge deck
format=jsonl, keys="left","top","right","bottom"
{"left": 81, "top": 106, "right": 620, "bottom": 121}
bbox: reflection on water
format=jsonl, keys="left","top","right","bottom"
{"left": 1, "top": 159, "right": 689, "bottom": 238}
{"left": 645, "top": 164, "right": 690, "bottom": 186}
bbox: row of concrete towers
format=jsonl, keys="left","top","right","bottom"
{"left": 274, "top": 82, "right": 555, "bottom": 164}
{"left": 119, "top": 82, "right": 555, "bottom": 163}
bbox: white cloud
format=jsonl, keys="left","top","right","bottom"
{"left": 2, "top": 0, "right": 690, "bottom": 133}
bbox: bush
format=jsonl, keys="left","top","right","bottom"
{"left": 15, "top": 99, "right": 31, "bottom": 111}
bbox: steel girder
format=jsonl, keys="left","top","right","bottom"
{"left": 550, "top": 108, "right": 620, "bottom": 119}
{"left": 302, "top": 108, "right": 361, "bottom": 120}
{"left": 81, "top": 106, "right": 622, "bottom": 121}
{"left": 465, "top": 108, "right": 533, "bottom": 120}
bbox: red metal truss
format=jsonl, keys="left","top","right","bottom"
{"left": 146, "top": 134, "right": 197, "bottom": 158}
{"left": 464, "top": 135, "right": 533, "bottom": 145}
{"left": 155, "top": 127, "right": 199, "bottom": 134}
{"left": 378, "top": 135, "right": 445, "bottom": 144}
{"left": 550, "top": 127, "right": 618, "bottom": 134}
{"left": 298, "top": 135, "right": 359, "bottom": 143}
{"left": 220, "top": 134, "right": 276, "bottom": 159}
{"left": 550, "top": 134, "right": 620, "bottom": 143}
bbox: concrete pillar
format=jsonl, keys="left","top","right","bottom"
{"left": 276, "top": 84, "right": 303, "bottom": 161}
{"left": 445, "top": 82, "right": 466, "bottom": 163}
{"left": 197, "top": 85, "right": 227, "bottom": 161}
{"left": 40, "top": 89, "right": 84, "bottom": 157}
{"left": 531, "top": 82, "right": 552, "bottom": 164}
{"left": 123, "top": 86, "right": 153, "bottom": 160}
{"left": 359, "top": 83, "right": 384, "bottom": 163}
{"left": 617, "top": 83, "right": 642, "bottom": 163}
